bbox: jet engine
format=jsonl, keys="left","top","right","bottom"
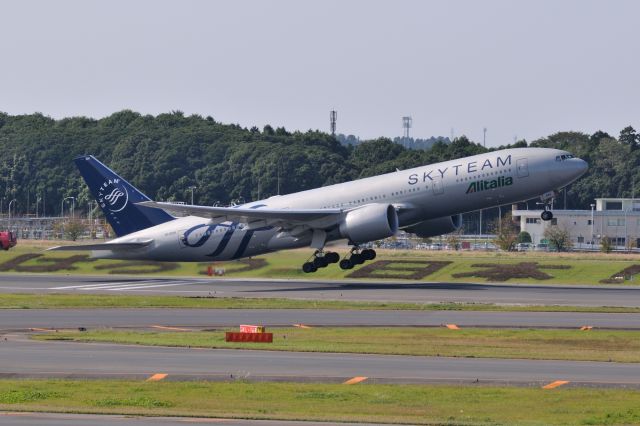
{"left": 404, "top": 214, "right": 462, "bottom": 238}
{"left": 339, "top": 204, "right": 399, "bottom": 244}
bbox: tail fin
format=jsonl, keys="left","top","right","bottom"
{"left": 75, "top": 155, "right": 174, "bottom": 237}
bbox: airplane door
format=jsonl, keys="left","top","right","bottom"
{"left": 432, "top": 178, "right": 444, "bottom": 195}
{"left": 516, "top": 158, "right": 529, "bottom": 178}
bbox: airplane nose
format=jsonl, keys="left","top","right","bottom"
{"left": 573, "top": 158, "right": 588, "bottom": 177}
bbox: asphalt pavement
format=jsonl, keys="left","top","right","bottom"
{"left": 0, "top": 413, "right": 383, "bottom": 426}
{"left": 1, "top": 336, "right": 638, "bottom": 387}
{"left": 1, "top": 308, "right": 640, "bottom": 330}
{"left": 1, "top": 274, "right": 640, "bottom": 306}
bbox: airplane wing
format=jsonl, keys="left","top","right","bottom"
{"left": 137, "top": 201, "right": 344, "bottom": 229}
{"left": 47, "top": 240, "right": 153, "bottom": 251}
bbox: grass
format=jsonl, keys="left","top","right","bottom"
{"left": 1, "top": 379, "right": 640, "bottom": 425}
{"left": 34, "top": 327, "right": 640, "bottom": 362}
{"left": 3, "top": 293, "right": 640, "bottom": 312}
{"left": 3, "top": 242, "right": 640, "bottom": 284}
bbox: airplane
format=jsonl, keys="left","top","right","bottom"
{"left": 50, "top": 148, "right": 588, "bottom": 272}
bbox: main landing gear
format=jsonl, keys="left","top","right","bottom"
{"left": 302, "top": 250, "right": 340, "bottom": 273}
{"left": 339, "top": 247, "right": 376, "bottom": 270}
{"left": 541, "top": 209, "right": 553, "bottom": 221}
{"left": 300, "top": 247, "right": 377, "bottom": 273}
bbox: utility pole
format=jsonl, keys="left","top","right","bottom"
{"left": 188, "top": 186, "right": 197, "bottom": 205}
{"left": 483, "top": 127, "right": 487, "bottom": 147}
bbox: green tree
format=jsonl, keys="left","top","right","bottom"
{"left": 517, "top": 231, "right": 532, "bottom": 244}
{"left": 544, "top": 225, "right": 573, "bottom": 252}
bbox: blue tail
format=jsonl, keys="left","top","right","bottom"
{"left": 75, "top": 155, "right": 174, "bottom": 237}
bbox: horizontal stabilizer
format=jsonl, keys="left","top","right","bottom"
{"left": 47, "top": 240, "right": 153, "bottom": 251}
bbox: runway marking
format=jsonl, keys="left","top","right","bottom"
{"left": 146, "top": 373, "right": 168, "bottom": 382}
{"left": 51, "top": 280, "right": 203, "bottom": 292}
{"left": 542, "top": 380, "right": 569, "bottom": 389}
{"left": 445, "top": 324, "right": 460, "bottom": 330}
{"left": 51, "top": 280, "right": 163, "bottom": 290}
{"left": 151, "top": 325, "right": 191, "bottom": 332}
{"left": 293, "top": 324, "right": 312, "bottom": 329}
{"left": 343, "top": 376, "right": 368, "bottom": 385}
{"left": 580, "top": 326, "right": 593, "bottom": 330}
{"left": 29, "top": 328, "right": 55, "bottom": 332}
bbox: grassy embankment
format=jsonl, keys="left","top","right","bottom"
{"left": 34, "top": 327, "right": 640, "bottom": 362}
{"left": 2, "top": 293, "right": 640, "bottom": 312}
{"left": 2, "top": 242, "right": 640, "bottom": 284}
{"left": 0, "top": 379, "right": 639, "bottom": 425}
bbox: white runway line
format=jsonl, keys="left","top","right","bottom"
{"left": 50, "top": 278, "right": 213, "bottom": 292}
{"left": 50, "top": 280, "right": 162, "bottom": 290}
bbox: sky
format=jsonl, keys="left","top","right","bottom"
{"left": 1, "top": 0, "right": 639, "bottom": 147}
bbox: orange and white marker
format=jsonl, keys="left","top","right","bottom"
{"left": 542, "top": 380, "right": 569, "bottom": 389}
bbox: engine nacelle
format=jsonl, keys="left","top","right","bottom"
{"left": 404, "top": 214, "right": 462, "bottom": 238}
{"left": 339, "top": 204, "right": 399, "bottom": 244}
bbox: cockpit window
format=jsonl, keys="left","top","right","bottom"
{"left": 556, "top": 154, "right": 574, "bottom": 162}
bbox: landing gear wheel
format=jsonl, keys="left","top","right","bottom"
{"left": 325, "top": 252, "right": 340, "bottom": 264}
{"left": 361, "top": 249, "right": 376, "bottom": 261}
{"left": 302, "top": 262, "right": 317, "bottom": 273}
{"left": 339, "top": 259, "right": 353, "bottom": 270}
{"left": 541, "top": 210, "right": 553, "bottom": 221}
{"left": 313, "top": 256, "right": 328, "bottom": 268}
{"left": 350, "top": 253, "right": 365, "bottom": 265}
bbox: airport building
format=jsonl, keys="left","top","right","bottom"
{"left": 512, "top": 198, "right": 640, "bottom": 249}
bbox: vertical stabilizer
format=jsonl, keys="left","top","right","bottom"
{"left": 75, "top": 155, "right": 174, "bottom": 237}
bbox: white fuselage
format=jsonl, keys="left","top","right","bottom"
{"left": 97, "top": 147, "right": 587, "bottom": 261}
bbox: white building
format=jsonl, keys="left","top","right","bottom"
{"left": 512, "top": 198, "right": 640, "bottom": 249}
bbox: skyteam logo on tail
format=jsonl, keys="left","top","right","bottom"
{"left": 97, "top": 178, "right": 129, "bottom": 212}
{"left": 466, "top": 176, "right": 513, "bottom": 194}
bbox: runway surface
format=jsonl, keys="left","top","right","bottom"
{"left": 0, "top": 413, "right": 380, "bottom": 426}
{"left": 2, "top": 274, "right": 640, "bottom": 306}
{"left": 1, "top": 336, "right": 639, "bottom": 387}
{"left": 2, "top": 308, "right": 640, "bottom": 330}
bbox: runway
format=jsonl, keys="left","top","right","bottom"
{"left": 1, "top": 336, "right": 639, "bottom": 387}
{"left": 1, "top": 308, "right": 640, "bottom": 330}
{"left": 2, "top": 273, "right": 640, "bottom": 306}
{"left": 0, "top": 412, "right": 378, "bottom": 426}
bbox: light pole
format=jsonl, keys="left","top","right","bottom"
{"left": 188, "top": 186, "right": 197, "bottom": 205}
{"left": 8, "top": 199, "right": 16, "bottom": 231}
{"left": 590, "top": 203, "right": 595, "bottom": 247}
{"left": 61, "top": 197, "right": 75, "bottom": 218}
{"left": 625, "top": 206, "right": 629, "bottom": 251}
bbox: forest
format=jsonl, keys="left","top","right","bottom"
{"left": 0, "top": 110, "right": 638, "bottom": 218}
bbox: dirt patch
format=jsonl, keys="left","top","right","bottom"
{"left": 347, "top": 260, "right": 452, "bottom": 280}
{"left": 600, "top": 265, "right": 640, "bottom": 283}
{"left": 452, "top": 262, "right": 571, "bottom": 282}
{"left": 0, "top": 254, "right": 94, "bottom": 272}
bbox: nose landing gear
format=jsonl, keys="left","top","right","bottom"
{"left": 541, "top": 209, "right": 553, "bottom": 221}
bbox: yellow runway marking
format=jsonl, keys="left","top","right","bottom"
{"left": 146, "top": 373, "right": 168, "bottom": 382}
{"left": 293, "top": 324, "right": 312, "bottom": 329}
{"left": 542, "top": 380, "right": 569, "bottom": 389}
{"left": 580, "top": 326, "right": 593, "bottom": 331}
{"left": 343, "top": 376, "right": 368, "bottom": 385}
{"left": 151, "top": 325, "right": 191, "bottom": 332}
{"left": 445, "top": 324, "right": 460, "bottom": 330}
{"left": 29, "top": 328, "right": 55, "bottom": 332}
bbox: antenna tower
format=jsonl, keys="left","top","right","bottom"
{"left": 402, "top": 116, "right": 412, "bottom": 139}
{"left": 330, "top": 110, "right": 337, "bottom": 136}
